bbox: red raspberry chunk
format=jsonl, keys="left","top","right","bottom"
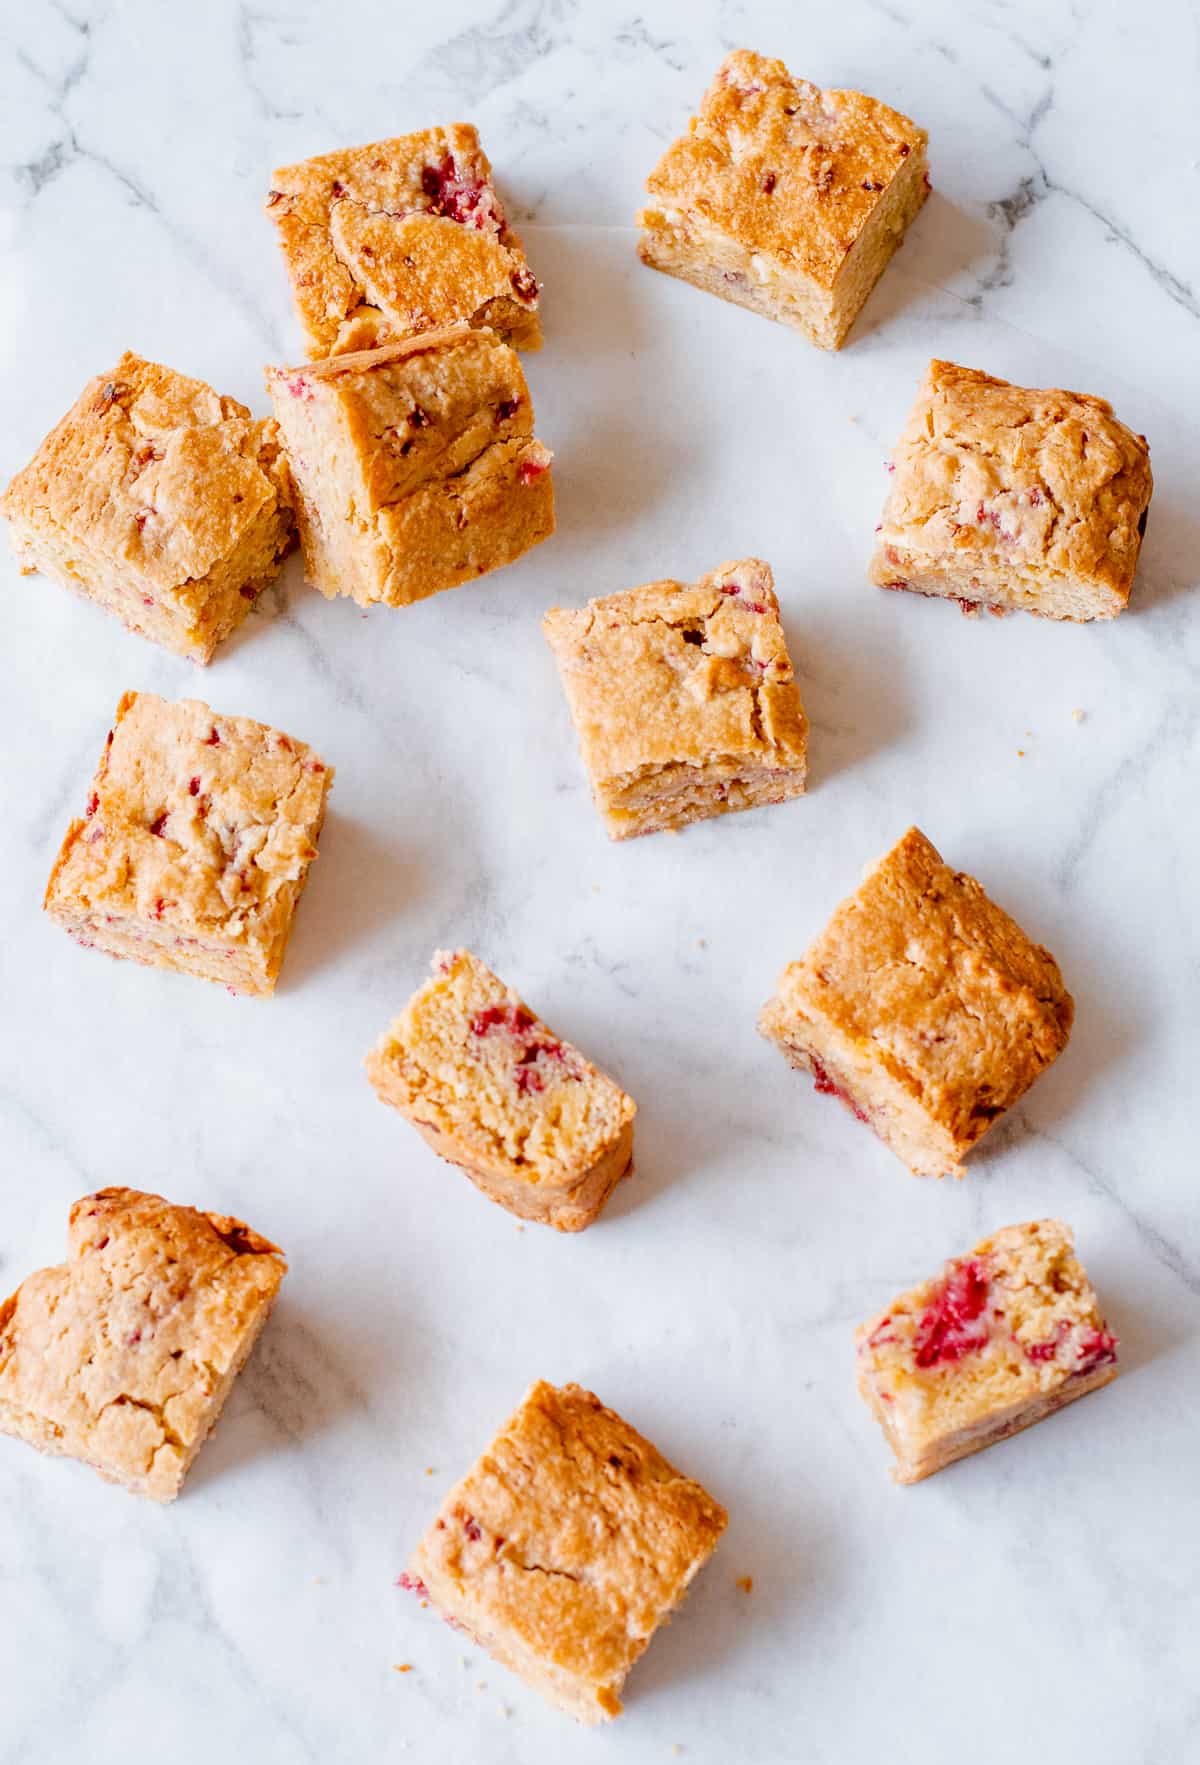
{"left": 913, "top": 1260, "right": 991, "bottom": 1368}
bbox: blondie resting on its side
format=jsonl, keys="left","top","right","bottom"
{"left": 638, "top": 49, "right": 928, "bottom": 350}
{"left": 267, "top": 124, "right": 541, "bottom": 357}
{"left": 366, "top": 949, "right": 636, "bottom": 1231}
{"left": 544, "top": 558, "right": 808, "bottom": 839}
{"left": 0, "top": 1187, "right": 286, "bottom": 1501}
{"left": 45, "top": 691, "right": 332, "bottom": 997}
{"left": 869, "top": 359, "right": 1153, "bottom": 620}
{"left": 855, "top": 1219, "right": 1118, "bottom": 1483}
{"left": 759, "top": 827, "right": 1073, "bottom": 1177}
{"left": 401, "top": 1381, "right": 727, "bottom": 1722}
{"left": 0, "top": 352, "right": 295, "bottom": 662}
{"left": 268, "top": 326, "right": 553, "bottom": 610}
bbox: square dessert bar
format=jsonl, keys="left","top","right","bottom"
{"left": 855, "top": 1220, "right": 1118, "bottom": 1483}
{"left": 0, "top": 1187, "right": 286, "bottom": 1501}
{"left": 268, "top": 326, "right": 554, "bottom": 609}
{"left": 45, "top": 691, "right": 333, "bottom": 997}
{"left": 401, "top": 1381, "right": 727, "bottom": 1722}
{"left": 759, "top": 827, "right": 1073, "bottom": 1178}
{"left": 869, "top": 360, "right": 1154, "bottom": 620}
{"left": 366, "top": 949, "right": 636, "bottom": 1231}
{"left": 543, "top": 558, "right": 808, "bottom": 840}
{"left": 266, "top": 123, "right": 541, "bottom": 358}
{"left": 0, "top": 351, "right": 295, "bottom": 663}
{"left": 638, "top": 49, "right": 928, "bottom": 350}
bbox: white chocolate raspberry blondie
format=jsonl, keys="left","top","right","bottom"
{"left": 856, "top": 1220, "right": 1118, "bottom": 1483}
{"left": 400, "top": 1380, "right": 727, "bottom": 1723}
{"left": 758, "top": 827, "right": 1073, "bottom": 1178}
{"left": 267, "top": 326, "right": 553, "bottom": 610}
{"left": 543, "top": 558, "right": 808, "bottom": 840}
{"left": 0, "top": 1187, "right": 286, "bottom": 1501}
{"left": 45, "top": 691, "right": 332, "bottom": 997}
{"left": 366, "top": 951, "right": 635, "bottom": 1231}
{"left": 869, "top": 360, "right": 1153, "bottom": 620}
{"left": 638, "top": 49, "right": 928, "bottom": 350}
{"left": 266, "top": 124, "right": 541, "bottom": 357}
{"left": 0, "top": 352, "right": 295, "bottom": 662}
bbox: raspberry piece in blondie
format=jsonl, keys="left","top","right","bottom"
{"left": 543, "top": 558, "right": 808, "bottom": 840}
{"left": 44, "top": 691, "right": 333, "bottom": 996}
{"left": 758, "top": 827, "right": 1073, "bottom": 1177}
{"left": 0, "top": 352, "right": 295, "bottom": 662}
{"left": 366, "top": 951, "right": 636, "bottom": 1231}
{"left": 266, "top": 124, "right": 542, "bottom": 357}
{"left": 402, "top": 1381, "right": 727, "bottom": 1722}
{"left": 267, "top": 326, "right": 553, "bottom": 609}
{"left": 869, "top": 360, "right": 1153, "bottom": 620}
{"left": 0, "top": 1187, "right": 286, "bottom": 1501}
{"left": 638, "top": 49, "right": 928, "bottom": 350}
{"left": 856, "top": 1220, "right": 1118, "bottom": 1482}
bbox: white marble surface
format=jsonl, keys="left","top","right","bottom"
{"left": 2, "top": 3, "right": 1198, "bottom": 1761}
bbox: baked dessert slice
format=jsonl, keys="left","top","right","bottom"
{"left": 45, "top": 690, "right": 332, "bottom": 997}
{"left": 758, "top": 827, "right": 1073, "bottom": 1177}
{"left": 543, "top": 558, "right": 808, "bottom": 840}
{"left": 638, "top": 49, "right": 928, "bottom": 349}
{"left": 0, "top": 1187, "right": 286, "bottom": 1501}
{"left": 400, "top": 1380, "right": 727, "bottom": 1722}
{"left": 856, "top": 1219, "right": 1118, "bottom": 1483}
{"left": 266, "top": 123, "right": 541, "bottom": 357}
{"left": 267, "top": 326, "right": 553, "bottom": 609}
{"left": 0, "top": 351, "right": 295, "bottom": 662}
{"left": 869, "top": 359, "right": 1153, "bottom": 620}
{"left": 366, "top": 949, "right": 635, "bottom": 1231}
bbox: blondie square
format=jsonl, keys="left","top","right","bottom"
{"left": 758, "top": 827, "right": 1073, "bottom": 1178}
{"left": 544, "top": 558, "right": 808, "bottom": 840}
{"left": 266, "top": 124, "right": 542, "bottom": 358}
{"left": 638, "top": 49, "right": 928, "bottom": 350}
{"left": 0, "top": 351, "right": 295, "bottom": 663}
{"left": 267, "top": 326, "right": 553, "bottom": 609}
{"left": 855, "top": 1220, "right": 1118, "bottom": 1483}
{"left": 401, "top": 1381, "right": 727, "bottom": 1722}
{"left": 869, "top": 360, "right": 1154, "bottom": 620}
{"left": 45, "top": 691, "right": 333, "bottom": 997}
{"left": 366, "top": 950, "right": 635, "bottom": 1231}
{"left": 0, "top": 1187, "right": 286, "bottom": 1501}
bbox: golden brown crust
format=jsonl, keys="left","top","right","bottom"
{"left": 267, "top": 326, "right": 554, "bottom": 609}
{"left": 408, "top": 1381, "right": 727, "bottom": 1722}
{"left": 869, "top": 359, "right": 1154, "bottom": 619}
{"left": 855, "top": 1220, "right": 1118, "bottom": 1482}
{"left": 759, "top": 827, "right": 1073, "bottom": 1176}
{"left": 544, "top": 558, "right": 808, "bottom": 839}
{"left": 266, "top": 124, "right": 541, "bottom": 357}
{"left": 44, "top": 691, "right": 333, "bottom": 996}
{"left": 0, "top": 351, "right": 295, "bottom": 662}
{"left": 0, "top": 1187, "right": 286, "bottom": 1501}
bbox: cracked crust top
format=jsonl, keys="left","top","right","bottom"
{"left": 768, "top": 828, "right": 1073, "bottom": 1143}
{"left": 0, "top": 1187, "right": 286, "bottom": 1500}
{"left": 876, "top": 359, "right": 1153, "bottom": 600}
{"left": 266, "top": 123, "right": 541, "bottom": 356}
{"left": 410, "top": 1381, "right": 727, "bottom": 1721}
{"left": 45, "top": 691, "right": 332, "bottom": 944}
{"left": 0, "top": 351, "right": 291, "bottom": 603}
{"left": 543, "top": 559, "right": 808, "bottom": 783}
{"left": 641, "top": 49, "right": 927, "bottom": 287}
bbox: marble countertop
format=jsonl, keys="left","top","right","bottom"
{"left": 2, "top": 3, "right": 1198, "bottom": 1762}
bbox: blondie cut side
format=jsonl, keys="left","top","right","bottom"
{"left": 1, "top": 352, "right": 295, "bottom": 662}
{"left": 401, "top": 1381, "right": 727, "bottom": 1722}
{"left": 638, "top": 50, "right": 928, "bottom": 349}
{"left": 869, "top": 360, "right": 1153, "bottom": 620}
{"left": 0, "top": 1188, "right": 286, "bottom": 1501}
{"left": 366, "top": 950, "right": 635, "bottom": 1230}
{"left": 855, "top": 1220, "right": 1118, "bottom": 1482}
